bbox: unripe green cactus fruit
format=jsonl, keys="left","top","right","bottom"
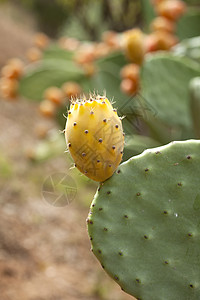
{"left": 65, "top": 95, "right": 124, "bottom": 182}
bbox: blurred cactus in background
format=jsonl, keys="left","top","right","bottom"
{"left": 1, "top": 0, "right": 199, "bottom": 163}
{"left": 1, "top": 0, "right": 200, "bottom": 299}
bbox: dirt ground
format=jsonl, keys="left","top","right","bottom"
{"left": 0, "top": 7, "right": 134, "bottom": 300}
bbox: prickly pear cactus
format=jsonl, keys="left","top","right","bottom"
{"left": 65, "top": 95, "right": 124, "bottom": 182}
{"left": 141, "top": 53, "right": 200, "bottom": 130}
{"left": 19, "top": 55, "right": 84, "bottom": 101}
{"left": 173, "top": 36, "right": 200, "bottom": 64}
{"left": 123, "top": 135, "right": 160, "bottom": 162}
{"left": 88, "top": 139, "right": 200, "bottom": 299}
{"left": 177, "top": 9, "right": 200, "bottom": 40}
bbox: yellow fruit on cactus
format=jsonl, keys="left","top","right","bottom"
{"left": 65, "top": 95, "right": 124, "bottom": 182}
{"left": 124, "top": 29, "right": 145, "bottom": 65}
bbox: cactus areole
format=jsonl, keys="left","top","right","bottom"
{"left": 65, "top": 95, "right": 124, "bottom": 182}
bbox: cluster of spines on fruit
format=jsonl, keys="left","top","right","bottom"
{"left": 65, "top": 94, "right": 124, "bottom": 182}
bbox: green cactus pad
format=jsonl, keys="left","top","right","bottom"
{"left": 123, "top": 135, "right": 160, "bottom": 162}
{"left": 43, "top": 44, "right": 74, "bottom": 60}
{"left": 88, "top": 139, "right": 200, "bottom": 300}
{"left": 141, "top": 54, "right": 200, "bottom": 130}
{"left": 177, "top": 8, "right": 200, "bottom": 40}
{"left": 19, "top": 59, "right": 84, "bottom": 101}
{"left": 173, "top": 37, "right": 200, "bottom": 64}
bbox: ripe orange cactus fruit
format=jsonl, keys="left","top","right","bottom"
{"left": 62, "top": 82, "right": 82, "bottom": 100}
{"left": 43, "top": 87, "right": 64, "bottom": 105}
{"left": 156, "top": 0, "right": 186, "bottom": 21}
{"left": 150, "top": 17, "right": 175, "bottom": 34}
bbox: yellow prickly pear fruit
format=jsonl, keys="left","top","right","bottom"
{"left": 124, "top": 29, "right": 145, "bottom": 65}
{"left": 65, "top": 95, "right": 124, "bottom": 182}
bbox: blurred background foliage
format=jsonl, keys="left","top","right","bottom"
{"left": 0, "top": 0, "right": 142, "bottom": 38}
{"left": 0, "top": 0, "right": 200, "bottom": 299}
{"left": 1, "top": 0, "right": 200, "bottom": 150}
{"left": 0, "top": 0, "right": 199, "bottom": 39}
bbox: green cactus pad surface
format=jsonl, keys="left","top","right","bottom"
{"left": 173, "top": 37, "right": 200, "bottom": 64}
{"left": 141, "top": 54, "right": 200, "bottom": 130}
{"left": 43, "top": 44, "right": 74, "bottom": 60}
{"left": 177, "top": 8, "right": 200, "bottom": 41}
{"left": 88, "top": 139, "right": 200, "bottom": 300}
{"left": 19, "top": 59, "right": 84, "bottom": 101}
{"left": 123, "top": 135, "right": 160, "bottom": 162}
